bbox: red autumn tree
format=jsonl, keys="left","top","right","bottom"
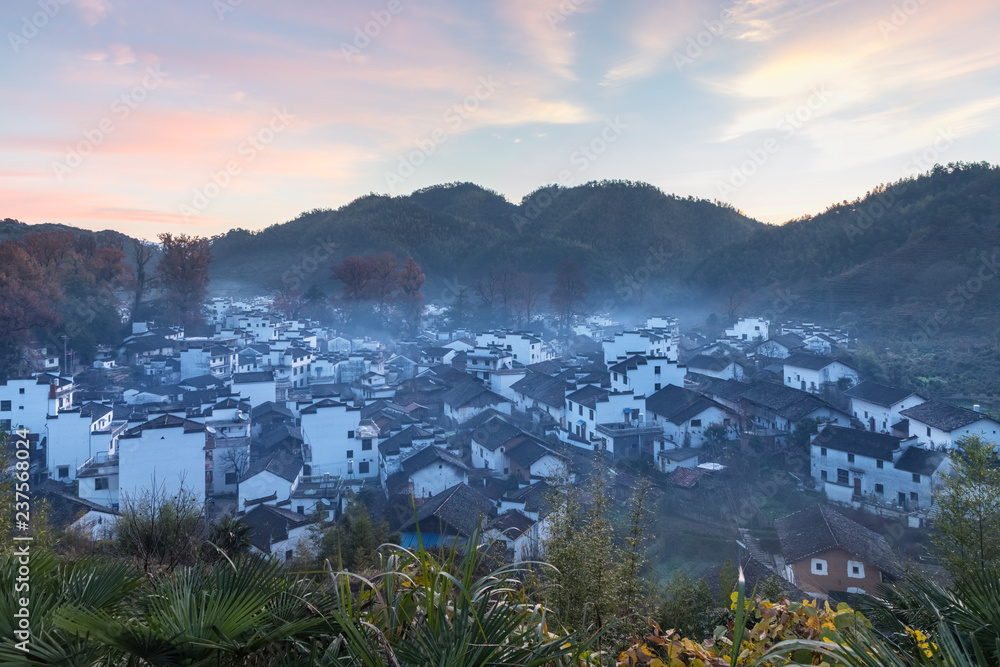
{"left": 156, "top": 233, "right": 212, "bottom": 331}
{"left": 397, "top": 257, "right": 426, "bottom": 336}
{"left": 0, "top": 241, "right": 62, "bottom": 376}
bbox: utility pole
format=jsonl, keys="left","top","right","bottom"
{"left": 61, "top": 335, "right": 70, "bottom": 377}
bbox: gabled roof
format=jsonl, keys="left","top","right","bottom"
{"left": 401, "top": 445, "right": 469, "bottom": 475}
{"left": 759, "top": 333, "right": 805, "bottom": 351}
{"left": 505, "top": 436, "right": 559, "bottom": 468}
{"left": 565, "top": 384, "right": 609, "bottom": 409}
{"left": 251, "top": 401, "right": 293, "bottom": 420}
{"left": 739, "top": 382, "right": 842, "bottom": 421}
{"left": 686, "top": 354, "right": 732, "bottom": 373}
{"left": 504, "top": 480, "right": 553, "bottom": 516}
{"left": 459, "top": 408, "right": 516, "bottom": 431}
{"left": 471, "top": 416, "right": 523, "bottom": 452}
{"left": 645, "top": 385, "right": 722, "bottom": 425}
{"left": 783, "top": 352, "right": 854, "bottom": 371}
{"left": 379, "top": 425, "right": 434, "bottom": 456}
{"left": 259, "top": 424, "right": 303, "bottom": 451}
{"left": 899, "top": 400, "right": 995, "bottom": 432}
{"left": 242, "top": 504, "right": 310, "bottom": 553}
{"left": 844, "top": 381, "right": 919, "bottom": 407}
{"left": 299, "top": 398, "right": 349, "bottom": 415}
{"left": 443, "top": 383, "right": 510, "bottom": 410}
{"left": 510, "top": 371, "right": 568, "bottom": 408}
{"left": 775, "top": 504, "right": 901, "bottom": 576}
{"left": 814, "top": 425, "right": 900, "bottom": 460}
{"left": 242, "top": 446, "right": 303, "bottom": 483}
{"left": 399, "top": 483, "right": 494, "bottom": 536}
{"left": 894, "top": 446, "right": 947, "bottom": 476}
{"left": 487, "top": 510, "right": 535, "bottom": 540}
{"left": 180, "top": 374, "right": 227, "bottom": 390}
{"left": 123, "top": 413, "right": 207, "bottom": 437}
{"left": 609, "top": 355, "right": 648, "bottom": 374}
{"left": 526, "top": 359, "right": 563, "bottom": 375}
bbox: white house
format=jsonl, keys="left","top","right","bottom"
{"left": 844, "top": 381, "right": 925, "bottom": 433}
{"left": 243, "top": 504, "right": 312, "bottom": 562}
{"left": 378, "top": 425, "right": 436, "bottom": 484}
{"left": 400, "top": 445, "right": 469, "bottom": 498}
{"left": 754, "top": 333, "right": 806, "bottom": 360}
{"left": 476, "top": 331, "right": 546, "bottom": 365}
{"left": 443, "top": 383, "right": 512, "bottom": 425}
{"left": 564, "top": 384, "right": 643, "bottom": 448}
{"left": 239, "top": 447, "right": 303, "bottom": 510}
{"left": 233, "top": 370, "right": 277, "bottom": 408}
{"left": 603, "top": 330, "right": 673, "bottom": 364}
{"left": 898, "top": 400, "right": 1000, "bottom": 449}
{"left": 44, "top": 406, "right": 106, "bottom": 482}
{"left": 782, "top": 353, "right": 859, "bottom": 393}
{"left": 725, "top": 317, "right": 769, "bottom": 342}
{"left": 117, "top": 414, "right": 209, "bottom": 506}
{"left": 0, "top": 375, "right": 73, "bottom": 435}
{"left": 645, "top": 385, "right": 731, "bottom": 448}
{"left": 609, "top": 355, "right": 685, "bottom": 396}
{"left": 470, "top": 415, "right": 523, "bottom": 471}
{"left": 810, "top": 424, "right": 949, "bottom": 512}
{"left": 299, "top": 399, "right": 376, "bottom": 479}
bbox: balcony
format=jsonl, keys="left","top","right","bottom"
{"left": 77, "top": 452, "right": 118, "bottom": 478}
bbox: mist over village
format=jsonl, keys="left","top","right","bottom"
{"left": 2, "top": 0, "right": 1000, "bottom": 664}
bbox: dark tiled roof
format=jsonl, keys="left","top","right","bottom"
{"left": 459, "top": 408, "right": 515, "bottom": 431}
{"left": 487, "top": 510, "right": 535, "bottom": 539}
{"left": 299, "top": 398, "right": 349, "bottom": 415}
{"left": 646, "top": 385, "right": 721, "bottom": 425}
{"left": 399, "top": 483, "right": 494, "bottom": 536}
{"left": 783, "top": 352, "right": 854, "bottom": 371}
{"left": 259, "top": 424, "right": 303, "bottom": 451}
{"left": 894, "top": 447, "right": 947, "bottom": 476}
{"left": 379, "top": 425, "right": 434, "bottom": 456}
{"left": 899, "top": 400, "right": 993, "bottom": 431}
{"left": 668, "top": 466, "right": 702, "bottom": 488}
{"left": 401, "top": 445, "right": 469, "bottom": 475}
{"left": 609, "top": 355, "right": 647, "bottom": 374}
{"left": 443, "top": 383, "right": 510, "bottom": 410}
{"left": 686, "top": 354, "right": 731, "bottom": 373}
{"left": 510, "top": 372, "right": 568, "bottom": 408}
{"left": 242, "top": 446, "right": 303, "bottom": 483}
{"left": 504, "top": 480, "right": 553, "bottom": 516}
{"left": 180, "top": 374, "right": 227, "bottom": 390}
{"left": 233, "top": 370, "right": 275, "bottom": 384}
{"left": 775, "top": 504, "right": 901, "bottom": 576}
{"left": 242, "top": 504, "right": 310, "bottom": 553}
{"left": 526, "top": 359, "right": 564, "bottom": 375}
{"left": 566, "top": 384, "right": 609, "bottom": 409}
{"left": 739, "top": 382, "right": 841, "bottom": 421}
{"left": 505, "top": 437, "right": 558, "bottom": 468}
{"left": 844, "top": 381, "right": 918, "bottom": 407}
{"left": 471, "top": 416, "right": 523, "bottom": 452}
{"left": 759, "top": 333, "right": 805, "bottom": 351}
{"left": 814, "top": 425, "right": 900, "bottom": 460}
{"left": 123, "top": 413, "right": 206, "bottom": 437}
{"left": 251, "top": 401, "right": 293, "bottom": 419}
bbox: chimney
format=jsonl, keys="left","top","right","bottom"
{"left": 48, "top": 381, "right": 59, "bottom": 417}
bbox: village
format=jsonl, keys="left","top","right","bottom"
{"left": 5, "top": 302, "right": 995, "bottom": 602}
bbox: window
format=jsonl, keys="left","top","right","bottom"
{"left": 613, "top": 373, "right": 618, "bottom": 382}
{"left": 0, "top": 400, "right": 10, "bottom": 411}
{"left": 911, "top": 492, "right": 919, "bottom": 502}
{"left": 297, "top": 506, "right": 304, "bottom": 514}
{"left": 285, "top": 550, "right": 294, "bottom": 562}
{"left": 347, "top": 430, "right": 354, "bottom": 439}
{"left": 359, "top": 461, "right": 369, "bottom": 474}
{"left": 95, "top": 477, "right": 108, "bottom": 491}
{"left": 875, "top": 483, "right": 884, "bottom": 494}
{"left": 821, "top": 447, "right": 827, "bottom": 457}
{"left": 848, "top": 561, "right": 865, "bottom": 578}
{"left": 578, "top": 405, "right": 583, "bottom": 416}
{"left": 926, "top": 426, "right": 931, "bottom": 437}
{"left": 1, "top": 419, "right": 12, "bottom": 431}
{"left": 18, "top": 388, "right": 24, "bottom": 394}
{"left": 691, "top": 419, "right": 702, "bottom": 427}
{"left": 837, "top": 469, "right": 849, "bottom": 485}
{"left": 654, "top": 383, "right": 661, "bottom": 391}
{"left": 225, "top": 472, "right": 237, "bottom": 485}
{"left": 362, "top": 439, "right": 372, "bottom": 451}
{"left": 654, "top": 366, "right": 661, "bottom": 375}
{"left": 847, "top": 453, "right": 855, "bottom": 463}
{"left": 912, "top": 473, "right": 920, "bottom": 483}
{"left": 820, "top": 470, "right": 827, "bottom": 481}
{"left": 346, "top": 449, "right": 354, "bottom": 458}
{"left": 876, "top": 460, "right": 884, "bottom": 469}
{"left": 811, "top": 558, "right": 827, "bottom": 575}
{"left": 58, "top": 466, "right": 69, "bottom": 478}
{"left": 589, "top": 409, "right": 594, "bottom": 420}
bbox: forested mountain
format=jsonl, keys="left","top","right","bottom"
{"left": 207, "top": 180, "right": 763, "bottom": 292}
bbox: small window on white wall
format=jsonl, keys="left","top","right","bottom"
{"left": 811, "top": 558, "right": 827, "bottom": 575}
{"left": 848, "top": 560, "right": 865, "bottom": 578}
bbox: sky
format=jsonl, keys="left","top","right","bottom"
{"left": 2, "top": 0, "right": 999, "bottom": 240}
